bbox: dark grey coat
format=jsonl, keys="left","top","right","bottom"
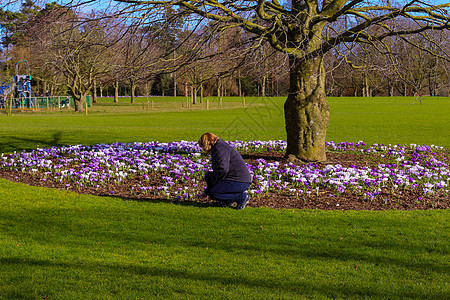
{"left": 205, "top": 139, "right": 252, "bottom": 187}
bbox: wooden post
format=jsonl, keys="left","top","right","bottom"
{"left": 243, "top": 92, "right": 245, "bottom": 107}
{"left": 85, "top": 101, "right": 88, "bottom": 115}
{"left": 206, "top": 98, "right": 209, "bottom": 110}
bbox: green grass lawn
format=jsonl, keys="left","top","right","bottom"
{"left": 1, "top": 96, "right": 449, "bottom": 298}
{"left": 327, "top": 96, "right": 450, "bottom": 147}
{"left": 1, "top": 96, "right": 449, "bottom": 153}
{"left": 1, "top": 179, "right": 448, "bottom": 299}
{"left": 0, "top": 96, "right": 285, "bottom": 153}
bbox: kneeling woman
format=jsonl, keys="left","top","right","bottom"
{"left": 198, "top": 133, "right": 252, "bottom": 209}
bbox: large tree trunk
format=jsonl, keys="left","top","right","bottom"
{"left": 72, "top": 94, "right": 86, "bottom": 112}
{"left": 284, "top": 56, "right": 330, "bottom": 162}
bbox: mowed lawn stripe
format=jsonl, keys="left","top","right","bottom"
{"left": 1, "top": 178, "right": 449, "bottom": 298}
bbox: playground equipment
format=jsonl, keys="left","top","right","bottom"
{"left": 0, "top": 60, "right": 35, "bottom": 110}
{"left": 1, "top": 60, "right": 90, "bottom": 113}
{"left": 14, "top": 60, "right": 35, "bottom": 108}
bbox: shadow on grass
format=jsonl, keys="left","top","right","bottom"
{"left": 0, "top": 131, "right": 64, "bottom": 153}
{"left": 0, "top": 256, "right": 444, "bottom": 299}
{"left": 103, "top": 193, "right": 231, "bottom": 209}
{"left": 0, "top": 199, "right": 447, "bottom": 299}
{"left": 241, "top": 153, "right": 285, "bottom": 161}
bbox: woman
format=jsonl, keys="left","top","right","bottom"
{"left": 198, "top": 133, "right": 252, "bottom": 209}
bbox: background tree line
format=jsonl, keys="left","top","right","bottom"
{"left": 1, "top": 1, "right": 448, "bottom": 109}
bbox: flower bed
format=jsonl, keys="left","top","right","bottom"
{"left": 1, "top": 140, "right": 449, "bottom": 210}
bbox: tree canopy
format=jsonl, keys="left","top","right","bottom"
{"left": 109, "top": 0, "right": 449, "bottom": 161}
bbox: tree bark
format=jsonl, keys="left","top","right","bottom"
{"left": 284, "top": 56, "right": 330, "bottom": 162}
{"left": 192, "top": 86, "right": 197, "bottom": 104}
{"left": 72, "top": 93, "right": 87, "bottom": 112}
{"left": 173, "top": 72, "right": 177, "bottom": 97}
{"left": 114, "top": 80, "right": 119, "bottom": 103}
{"left": 130, "top": 79, "right": 136, "bottom": 103}
{"left": 93, "top": 79, "right": 97, "bottom": 104}
{"left": 262, "top": 75, "right": 266, "bottom": 97}
{"left": 238, "top": 71, "right": 242, "bottom": 97}
{"left": 74, "top": 100, "right": 83, "bottom": 112}
{"left": 173, "top": 50, "right": 177, "bottom": 97}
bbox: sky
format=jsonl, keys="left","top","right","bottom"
{"left": 3, "top": 0, "right": 449, "bottom": 14}
{"left": 64, "top": 0, "right": 450, "bottom": 11}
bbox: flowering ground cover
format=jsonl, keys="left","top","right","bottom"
{"left": 1, "top": 140, "right": 449, "bottom": 210}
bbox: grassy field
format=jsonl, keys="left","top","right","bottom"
{"left": 1, "top": 96, "right": 449, "bottom": 298}
{"left": 1, "top": 96, "right": 450, "bottom": 154}
{"left": 327, "top": 96, "right": 450, "bottom": 148}
{"left": 0, "top": 96, "right": 284, "bottom": 153}
{"left": 1, "top": 180, "right": 448, "bottom": 299}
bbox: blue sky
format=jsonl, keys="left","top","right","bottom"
{"left": 69, "top": 0, "right": 450, "bottom": 10}
{"left": 4, "top": 0, "right": 450, "bottom": 13}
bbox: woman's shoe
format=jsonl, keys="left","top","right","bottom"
{"left": 234, "top": 194, "right": 250, "bottom": 210}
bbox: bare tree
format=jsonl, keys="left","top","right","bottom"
{"left": 392, "top": 28, "right": 450, "bottom": 97}
{"left": 53, "top": 14, "right": 114, "bottom": 111}
{"left": 115, "top": 23, "right": 164, "bottom": 102}
{"left": 19, "top": 3, "right": 120, "bottom": 111}
{"left": 102, "top": 0, "right": 450, "bottom": 161}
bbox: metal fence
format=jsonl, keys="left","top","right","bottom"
{"left": 1, "top": 96, "right": 92, "bottom": 112}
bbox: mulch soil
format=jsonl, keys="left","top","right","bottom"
{"left": 1, "top": 151, "right": 449, "bottom": 211}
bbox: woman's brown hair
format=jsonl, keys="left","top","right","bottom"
{"left": 198, "top": 132, "right": 220, "bottom": 153}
